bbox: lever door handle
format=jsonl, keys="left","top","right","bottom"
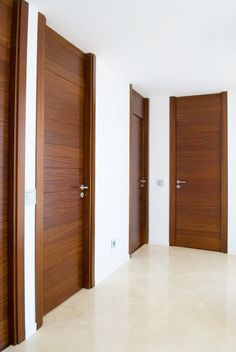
{"left": 72, "top": 185, "right": 89, "bottom": 190}
{"left": 140, "top": 179, "right": 147, "bottom": 183}
{"left": 80, "top": 185, "right": 89, "bottom": 190}
{"left": 176, "top": 180, "right": 186, "bottom": 184}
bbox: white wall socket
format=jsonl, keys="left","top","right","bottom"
{"left": 111, "top": 239, "right": 117, "bottom": 249}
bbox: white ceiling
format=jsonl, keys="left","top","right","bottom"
{"left": 28, "top": 0, "right": 236, "bottom": 97}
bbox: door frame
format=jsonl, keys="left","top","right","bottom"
{"left": 7, "top": 0, "right": 28, "bottom": 345}
{"left": 129, "top": 85, "right": 149, "bottom": 254}
{"left": 169, "top": 92, "right": 228, "bottom": 253}
{"left": 35, "top": 13, "right": 96, "bottom": 329}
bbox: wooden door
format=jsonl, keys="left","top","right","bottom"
{"left": 129, "top": 87, "right": 149, "bottom": 254}
{"left": 42, "top": 26, "right": 87, "bottom": 315}
{"left": 0, "top": 0, "right": 13, "bottom": 348}
{"left": 0, "top": 0, "right": 28, "bottom": 347}
{"left": 170, "top": 93, "right": 227, "bottom": 252}
{"left": 0, "top": 0, "right": 28, "bottom": 346}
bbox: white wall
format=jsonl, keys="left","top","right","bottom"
{"left": 149, "top": 92, "right": 236, "bottom": 255}
{"left": 149, "top": 98, "right": 169, "bottom": 246}
{"left": 95, "top": 59, "right": 130, "bottom": 284}
{"left": 24, "top": 4, "right": 38, "bottom": 338}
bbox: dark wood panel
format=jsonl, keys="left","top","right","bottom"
{"left": 0, "top": 61, "right": 10, "bottom": 108}
{"left": 45, "top": 118, "right": 83, "bottom": 148}
{"left": 130, "top": 116, "right": 143, "bottom": 253}
{"left": 35, "top": 12, "right": 46, "bottom": 329}
{"left": 0, "top": 0, "right": 13, "bottom": 48}
{"left": 0, "top": 44, "right": 10, "bottom": 64}
{"left": 45, "top": 106, "right": 83, "bottom": 127}
{"left": 44, "top": 190, "right": 80, "bottom": 206}
{"left": 170, "top": 93, "right": 228, "bottom": 252}
{"left": 36, "top": 14, "right": 96, "bottom": 328}
{"left": 44, "top": 200, "right": 83, "bottom": 231}
{"left": 176, "top": 230, "right": 221, "bottom": 251}
{"left": 132, "top": 89, "right": 144, "bottom": 118}
{"left": 45, "top": 70, "right": 84, "bottom": 117}
{"left": 0, "top": 0, "right": 28, "bottom": 348}
{"left": 45, "top": 26, "right": 85, "bottom": 88}
{"left": 8, "top": 0, "right": 28, "bottom": 344}
{"left": 0, "top": 1, "right": 12, "bottom": 348}
{"left": 43, "top": 23, "right": 85, "bottom": 317}
{"left": 44, "top": 168, "right": 82, "bottom": 193}
{"left": 129, "top": 86, "right": 149, "bottom": 255}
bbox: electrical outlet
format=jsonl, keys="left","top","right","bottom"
{"left": 111, "top": 239, "right": 117, "bottom": 250}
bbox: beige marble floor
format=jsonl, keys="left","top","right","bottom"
{"left": 6, "top": 245, "right": 236, "bottom": 352}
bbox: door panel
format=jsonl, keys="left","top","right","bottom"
{"left": 170, "top": 93, "right": 227, "bottom": 252}
{"left": 0, "top": 0, "right": 12, "bottom": 348}
{"left": 43, "top": 26, "right": 85, "bottom": 315}
{"left": 129, "top": 88, "right": 149, "bottom": 254}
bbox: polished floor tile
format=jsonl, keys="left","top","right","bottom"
{"left": 6, "top": 245, "right": 236, "bottom": 352}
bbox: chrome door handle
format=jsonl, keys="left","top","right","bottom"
{"left": 80, "top": 184, "right": 89, "bottom": 191}
{"left": 140, "top": 179, "right": 147, "bottom": 183}
{"left": 176, "top": 180, "right": 186, "bottom": 184}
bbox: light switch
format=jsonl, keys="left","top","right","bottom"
{"left": 157, "top": 179, "right": 164, "bottom": 187}
{"left": 25, "top": 189, "right": 36, "bottom": 205}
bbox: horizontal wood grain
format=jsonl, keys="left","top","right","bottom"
{"left": 45, "top": 26, "right": 85, "bottom": 88}
{"left": 36, "top": 14, "right": 96, "bottom": 327}
{"left": 42, "top": 24, "right": 86, "bottom": 316}
{"left": 170, "top": 93, "right": 228, "bottom": 252}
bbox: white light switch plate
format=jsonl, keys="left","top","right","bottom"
{"left": 25, "top": 189, "right": 36, "bottom": 205}
{"left": 157, "top": 179, "right": 164, "bottom": 187}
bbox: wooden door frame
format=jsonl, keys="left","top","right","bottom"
{"left": 35, "top": 13, "right": 96, "bottom": 329}
{"left": 169, "top": 92, "right": 228, "bottom": 253}
{"left": 129, "top": 85, "right": 149, "bottom": 254}
{"left": 8, "top": 0, "right": 28, "bottom": 345}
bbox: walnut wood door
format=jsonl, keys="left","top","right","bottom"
{"left": 170, "top": 93, "right": 227, "bottom": 252}
{"left": 129, "top": 87, "right": 149, "bottom": 254}
{"left": 43, "top": 26, "right": 87, "bottom": 315}
{"left": 0, "top": 0, "right": 28, "bottom": 346}
{"left": 0, "top": 0, "right": 13, "bottom": 348}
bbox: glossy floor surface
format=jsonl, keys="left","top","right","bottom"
{"left": 6, "top": 245, "right": 236, "bottom": 352}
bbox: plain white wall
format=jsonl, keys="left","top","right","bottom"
{"left": 24, "top": 4, "right": 38, "bottom": 338}
{"left": 149, "top": 98, "right": 169, "bottom": 246}
{"left": 95, "top": 58, "right": 130, "bottom": 284}
{"left": 149, "top": 92, "right": 236, "bottom": 255}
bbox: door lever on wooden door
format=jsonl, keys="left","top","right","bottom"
{"left": 176, "top": 180, "right": 186, "bottom": 184}
{"left": 140, "top": 179, "right": 147, "bottom": 188}
{"left": 80, "top": 185, "right": 88, "bottom": 190}
{"left": 176, "top": 180, "right": 186, "bottom": 189}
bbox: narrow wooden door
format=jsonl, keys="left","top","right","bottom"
{"left": 0, "top": 0, "right": 28, "bottom": 346}
{"left": 170, "top": 93, "right": 227, "bottom": 252}
{"left": 129, "top": 87, "right": 149, "bottom": 254}
{"left": 43, "top": 27, "right": 87, "bottom": 315}
{"left": 0, "top": 0, "right": 13, "bottom": 348}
